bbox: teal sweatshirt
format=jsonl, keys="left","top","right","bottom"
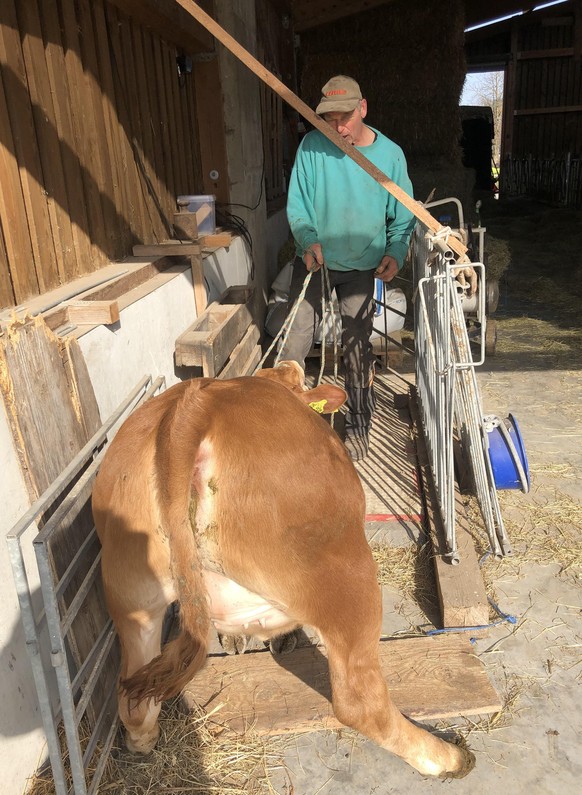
{"left": 287, "top": 127, "right": 416, "bottom": 271}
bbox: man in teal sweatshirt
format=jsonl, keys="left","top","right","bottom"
{"left": 279, "top": 75, "right": 416, "bottom": 460}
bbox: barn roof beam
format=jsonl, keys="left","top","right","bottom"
{"left": 107, "top": 0, "right": 214, "bottom": 53}
{"left": 290, "top": 0, "right": 395, "bottom": 32}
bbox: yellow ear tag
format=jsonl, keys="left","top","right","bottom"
{"left": 308, "top": 399, "right": 327, "bottom": 413}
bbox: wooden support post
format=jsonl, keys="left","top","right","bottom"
{"left": 408, "top": 386, "right": 489, "bottom": 629}
{"left": 190, "top": 252, "right": 207, "bottom": 315}
{"left": 132, "top": 241, "right": 206, "bottom": 316}
{"left": 177, "top": 0, "right": 468, "bottom": 260}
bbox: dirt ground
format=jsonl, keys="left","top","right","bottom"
{"left": 35, "top": 197, "right": 579, "bottom": 795}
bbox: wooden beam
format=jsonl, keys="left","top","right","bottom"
{"left": 408, "top": 387, "right": 489, "bottom": 629}
{"left": 132, "top": 241, "right": 201, "bottom": 256}
{"left": 190, "top": 252, "right": 207, "bottom": 315}
{"left": 66, "top": 300, "right": 120, "bottom": 326}
{"left": 182, "top": 634, "right": 501, "bottom": 735}
{"left": 291, "top": 0, "right": 395, "bottom": 32}
{"left": 199, "top": 230, "right": 234, "bottom": 248}
{"left": 107, "top": 0, "right": 213, "bottom": 53}
{"left": 517, "top": 47, "right": 575, "bottom": 59}
{"left": 501, "top": 20, "right": 519, "bottom": 159}
{"left": 514, "top": 104, "right": 582, "bottom": 115}
{"left": 177, "top": 1, "right": 468, "bottom": 261}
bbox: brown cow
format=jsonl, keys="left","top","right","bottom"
{"left": 92, "top": 362, "right": 474, "bottom": 778}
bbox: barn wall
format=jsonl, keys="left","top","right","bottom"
{"left": 0, "top": 0, "right": 204, "bottom": 310}
{"left": 508, "top": 9, "right": 582, "bottom": 158}
{"left": 295, "top": 0, "right": 473, "bottom": 204}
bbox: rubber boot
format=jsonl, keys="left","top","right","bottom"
{"left": 344, "top": 385, "right": 376, "bottom": 461}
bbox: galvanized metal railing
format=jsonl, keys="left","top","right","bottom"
{"left": 412, "top": 216, "right": 511, "bottom": 562}
{"left": 7, "top": 375, "right": 164, "bottom": 795}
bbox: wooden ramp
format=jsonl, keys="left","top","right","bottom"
{"left": 183, "top": 635, "right": 501, "bottom": 736}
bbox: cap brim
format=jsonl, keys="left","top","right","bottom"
{"left": 316, "top": 99, "right": 360, "bottom": 115}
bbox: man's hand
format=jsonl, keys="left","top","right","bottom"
{"left": 303, "top": 243, "right": 324, "bottom": 272}
{"left": 375, "top": 255, "right": 399, "bottom": 283}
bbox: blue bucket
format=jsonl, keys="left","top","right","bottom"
{"left": 484, "top": 414, "right": 530, "bottom": 493}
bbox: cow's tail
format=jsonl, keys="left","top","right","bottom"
{"left": 120, "top": 395, "right": 211, "bottom": 706}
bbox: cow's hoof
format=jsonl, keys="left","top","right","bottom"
{"left": 218, "top": 633, "right": 248, "bottom": 655}
{"left": 440, "top": 745, "right": 476, "bottom": 779}
{"left": 269, "top": 630, "right": 299, "bottom": 655}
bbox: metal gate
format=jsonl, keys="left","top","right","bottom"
{"left": 411, "top": 208, "right": 512, "bottom": 562}
{"left": 7, "top": 375, "right": 164, "bottom": 795}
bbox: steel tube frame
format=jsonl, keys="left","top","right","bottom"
{"left": 413, "top": 223, "right": 512, "bottom": 561}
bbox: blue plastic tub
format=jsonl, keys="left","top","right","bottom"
{"left": 484, "top": 414, "right": 530, "bottom": 493}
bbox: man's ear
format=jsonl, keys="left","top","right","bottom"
{"left": 295, "top": 384, "right": 347, "bottom": 414}
{"left": 360, "top": 98, "right": 368, "bottom": 119}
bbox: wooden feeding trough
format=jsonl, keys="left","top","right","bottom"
{"left": 175, "top": 286, "right": 261, "bottom": 379}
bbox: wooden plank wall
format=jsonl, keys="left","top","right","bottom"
{"left": 0, "top": 0, "right": 204, "bottom": 309}
{"left": 256, "top": 0, "right": 295, "bottom": 213}
{"left": 509, "top": 7, "right": 582, "bottom": 157}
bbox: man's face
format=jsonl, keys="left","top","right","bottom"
{"left": 322, "top": 100, "right": 367, "bottom": 145}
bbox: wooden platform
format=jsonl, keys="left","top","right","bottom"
{"left": 183, "top": 634, "right": 501, "bottom": 736}
{"left": 356, "top": 372, "right": 425, "bottom": 546}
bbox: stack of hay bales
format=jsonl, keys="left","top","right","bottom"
{"left": 297, "top": 0, "right": 475, "bottom": 209}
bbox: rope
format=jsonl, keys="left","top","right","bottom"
{"left": 254, "top": 261, "right": 340, "bottom": 392}
{"left": 253, "top": 268, "right": 314, "bottom": 373}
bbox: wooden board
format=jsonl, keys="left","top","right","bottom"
{"left": 132, "top": 242, "right": 201, "bottom": 257}
{"left": 66, "top": 300, "right": 120, "bottom": 326}
{"left": 200, "top": 231, "right": 234, "bottom": 249}
{"left": 182, "top": 634, "right": 501, "bottom": 736}
{"left": 218, "top": 325, "right": 261, "bottom": 380}
{"left": 408, "top": 387, "right": 489, "bottom": 629}
{"left": 175, "top": 301, "right": 252, "bottom": 376}
{"left": 0, "top": 316, "right": 115, "bottom": 719}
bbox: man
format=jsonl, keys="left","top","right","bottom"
{"left": 279, "top": 75, "right": 416, "bottom": 461}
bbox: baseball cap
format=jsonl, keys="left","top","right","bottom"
{"left": 316, "top": 75, "right": 362, "bottom": 115}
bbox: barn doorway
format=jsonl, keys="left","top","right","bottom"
{"left": 460, "top": 70, "right": 505, "bottom": 194}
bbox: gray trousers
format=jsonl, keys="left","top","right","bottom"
{"left": 279, "top": 258, "right": 376, "bottom": 429}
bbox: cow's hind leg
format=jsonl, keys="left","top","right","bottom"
{"left": 116, "top": 606, "right": 167, "bottom": 754}
{"left": 314, "top": 556, "right": 475, "bottom": 778}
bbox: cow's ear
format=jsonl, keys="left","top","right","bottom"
{"left": 296, "top": 384, "right": 347, "bottom": 414}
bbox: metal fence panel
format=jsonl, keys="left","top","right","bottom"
{"left": 7, "top": 376, "right": 164, "bottom": 795}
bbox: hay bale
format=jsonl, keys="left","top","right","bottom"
{"left": 485, "top": 234, "right": 511, "bottom": 281}
{"left": 298, "top": 0, "right": 467, "bottom": 162}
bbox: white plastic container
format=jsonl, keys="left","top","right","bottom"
{"left": 177, "top": 194, "right": 216, "bottom": 235}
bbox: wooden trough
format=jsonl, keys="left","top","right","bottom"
{"left": 175, "top": 286, "right": 260, "bottom": 378}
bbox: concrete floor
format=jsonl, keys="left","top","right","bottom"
{"left": 267, "top": 278, "right": 582, "bottom": 793}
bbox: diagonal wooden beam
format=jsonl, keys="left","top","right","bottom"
{"left": 176, "top": 0, "right": 468, "bottom": 260}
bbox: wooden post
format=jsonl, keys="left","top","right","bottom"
{"left": 177, "top": 0, "right": 468, "bottom": 260}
